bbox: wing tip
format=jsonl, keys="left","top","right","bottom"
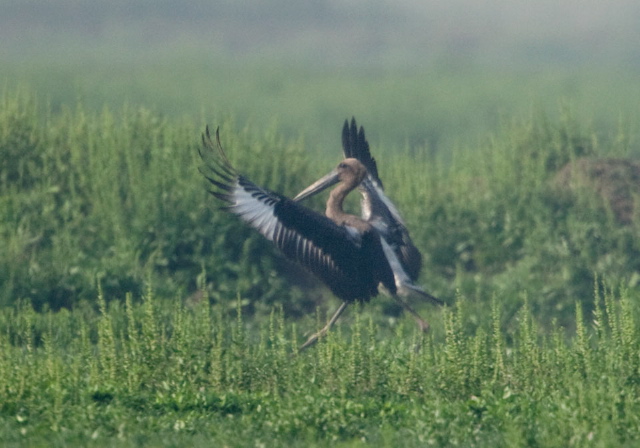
{"left": 403, "top": 283, "right": 444, "bottom": 306}
{"left": 340, "top": 116, "right": 381, "bottom": 185}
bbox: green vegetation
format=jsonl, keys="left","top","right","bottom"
{"left": 4, "top": 2, "right": 640, "bottom": 444}
{"left": 4, "top": 58, "right": 640, "bottom": 155}
{"left": 1, "top": 283, "right": 639, "bottom": 446}
{"left": 2, "top": 88, "right": 640, "bottom": 325}
{"left": 0, "top": 88, "right": 314, "bottom": 311}
{"left": 2, "top": 81, "right": 640, "bottom": 445}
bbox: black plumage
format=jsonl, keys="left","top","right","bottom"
{"left": 201, "top": 124, "right": 441, "bottom": 352}
{"left": 199, "top": 127, "right": 395, "bottom": 304}
{"left": 339, "top": 118, "right": 423, "bottom": 283}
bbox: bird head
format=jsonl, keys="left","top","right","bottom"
{"left": 293, "top": 158, "right": 367, "bottom": 202}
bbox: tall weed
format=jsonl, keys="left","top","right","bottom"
{"left": 2, "top": 87, "right": 640, "bottom": 331}
{"left": 0, "top": 286, "right": 638, "bottom": 445}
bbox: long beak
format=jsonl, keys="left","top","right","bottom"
{"left": 293, "top": 169, "right": 340, "bottom": 202}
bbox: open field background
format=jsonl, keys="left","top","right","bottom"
{"left": 3, "top": 0, "right": 640, "bottom": 152}
{"left": 3, "top": 0, "right": 640, "bottom": 445}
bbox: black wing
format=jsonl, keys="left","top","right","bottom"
{"left": 341, "top": 118, "right": 423, "bottom": 281}
{"left": 199, "top": 127, "right": 395, "bottom": 302}
{"left": 342, "top": 117, "right": 382, "bottom": 188}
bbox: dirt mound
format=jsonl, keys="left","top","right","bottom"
{"left": 554, "top": 158, "right": 640, "bottom": 224}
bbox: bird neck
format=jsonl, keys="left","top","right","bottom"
{"left": 326, "top": 183, "right": 349, "bottom": 223}
{"left": 326, "top": 182, "right": 370, "bottom": 233}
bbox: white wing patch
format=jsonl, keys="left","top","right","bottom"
{"left": 228, "top": 180, "right": 278, "bottom": 241}
{"left": 226, "top": 179, "right": 347, "bottom": 280}
{"left": 362, "top": 177, "right": 406, "bottom": 226}
{"left": 379, "top": 237, "right": 422, "bottom": 297}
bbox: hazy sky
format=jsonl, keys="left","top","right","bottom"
{"left": 3, "top": 0, "right": 639, "bottom": 67}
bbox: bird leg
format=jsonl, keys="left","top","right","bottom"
{"left": 298, "top": 302, "right": 349, "bottom": 353}
{"left": 392, "top": 295, "right": 430, "bottom": 333}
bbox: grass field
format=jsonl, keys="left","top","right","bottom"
{"left": 1, "top": 283, "right": 639, "bottom": 446}
{"left": 2, "top": 81, "right": 640, "bottom": 445}
{"left": 3, "top": 5, "right": 640, "bottom": 438}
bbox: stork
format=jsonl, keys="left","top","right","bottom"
{"left": 296, "top": 117, "right": 427, "bottom": 286}
{"left": 293, "top": 119, "right": 441, "bottom": 343}
{"left": 199, "top": 126, "right": 441, "bottom": 352}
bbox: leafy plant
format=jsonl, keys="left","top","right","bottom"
{"left": 0, "top": 283, "right": 638, "bottom": 446}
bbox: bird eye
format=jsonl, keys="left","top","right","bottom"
{"left": 338, "top": 162, "right": 347, "bottom": 169}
